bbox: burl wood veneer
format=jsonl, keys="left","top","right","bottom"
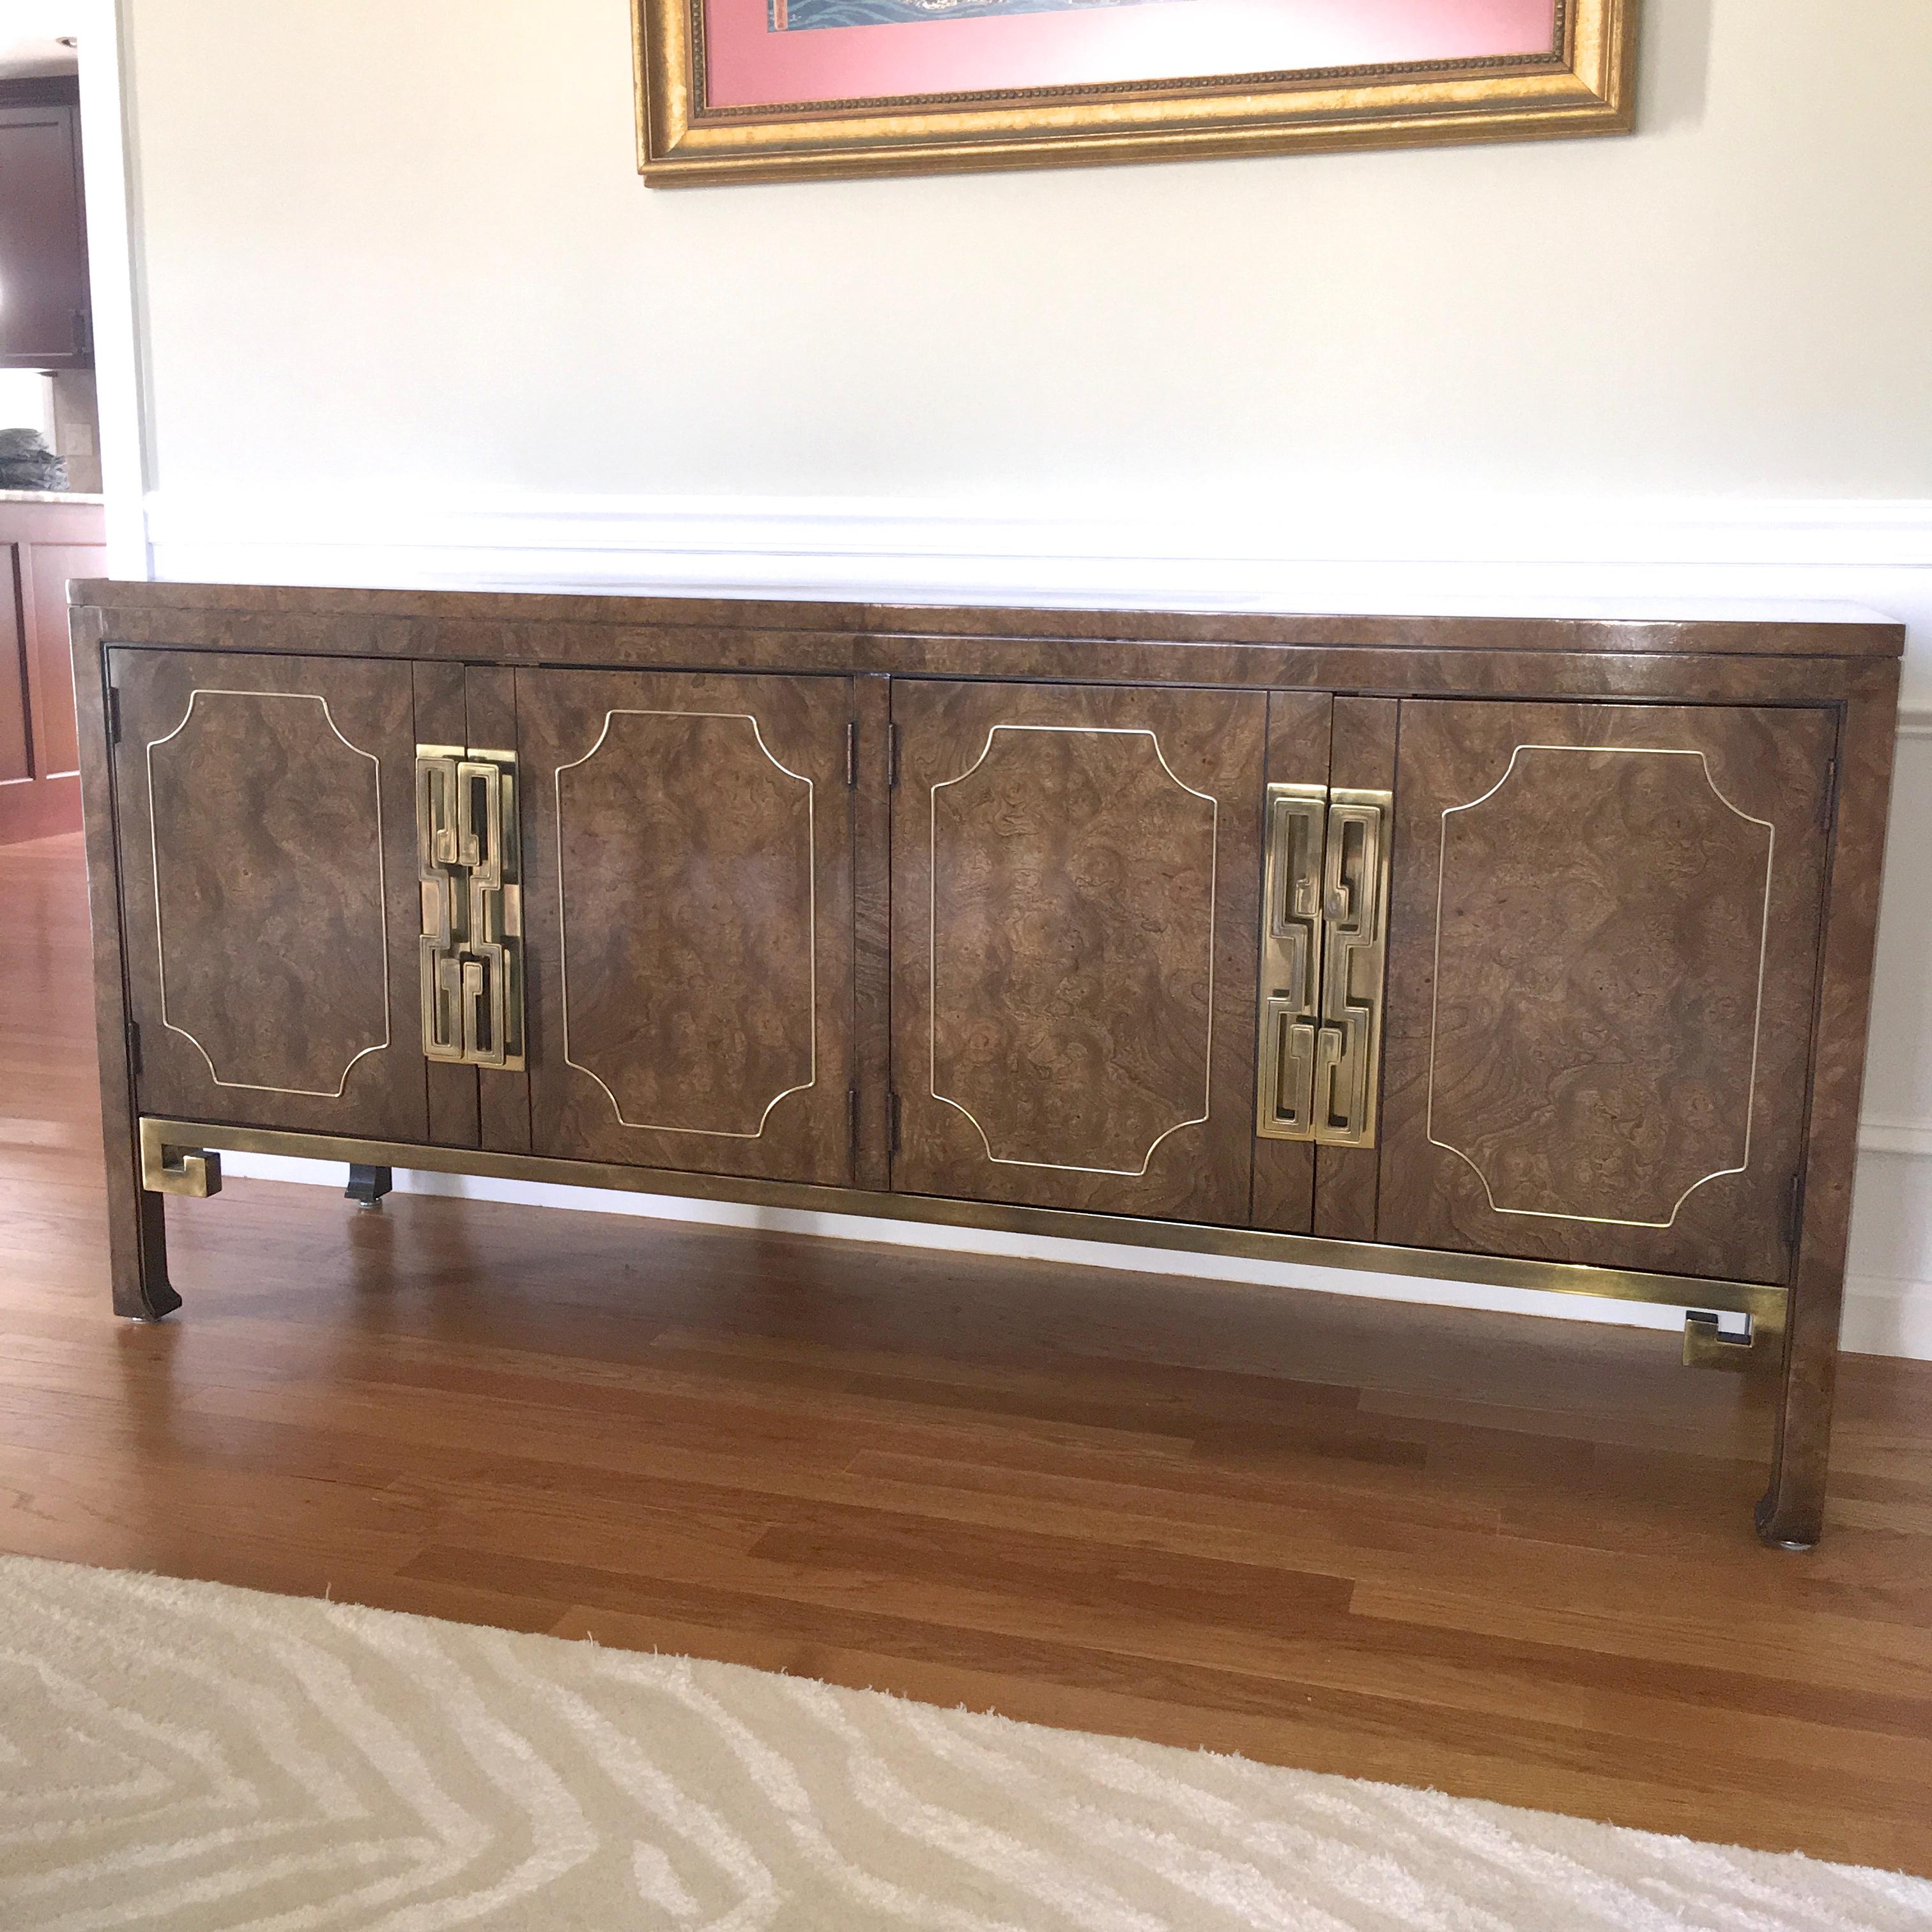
{"left": 1377, "top": 700, "right": 1835, "bottom": 1285}
{"left": 518, "top": 669, "right": 857, "bottom": 1186}
{"left": 108, "top": 647, "right": 427, "bottom": 1142}
{"left": 72, "top": 582, "right": 1904, "bottom": 1549}
{"left": 889, "top": 678, "right": 1264, "bottom": 1224}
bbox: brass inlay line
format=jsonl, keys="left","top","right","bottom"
{"left": 929, "top": 724, "right": 1218, "bottom": 1177}
{"left": 555, "top": 709, "right": 816, "bottom": 1138}
{"left": 146, "top": 689, "right": 391, "bottom": 1100}
{"left": 1427, "top": 744, "right": 1776, "bottom": 1229}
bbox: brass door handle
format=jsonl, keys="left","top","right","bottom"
{"left": 1255, "top": 783, "right": 1391, "bottom": 1147}
{"left": 1311, "top": 790, "right": 1390, "bottom": 1147}
{"left": 1255, "top": 785, "right": 1326, "bottom": 1139}
{"left": 417, "top": 746, "right": 525, "bottom": 1070}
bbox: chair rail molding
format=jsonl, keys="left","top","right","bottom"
{"left": 139, "top": 488, "right": 1932, "bottom": 615}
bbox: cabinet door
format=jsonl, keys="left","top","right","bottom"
{"left": 111, "top": 649, "right": 428, "bottom": 1139}
{"left": 891, "top": 680, "right": 1266, "bottom": 1223}
{"left": 518, "top": 670, "right": 856, "bottom": 1187}
{"left": 1376, "top": 701, "right": 1836, "bottom": 1284}
{"left": 25, "top": 538, "right": 105, "bottom": 779}
{"left": 0, "top": 551, "right": 26, "bottom": 785}
{"left": 0, "top": 105, "right": 89, "bottom": 367}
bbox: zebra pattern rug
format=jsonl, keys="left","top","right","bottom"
{"left": 1, "top": 1552, "right": 1924, "bottom": 1929}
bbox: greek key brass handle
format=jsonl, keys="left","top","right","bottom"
{"left": 1255, "top": 783, "right": 1392, "bottom": 1147}
{"left": 1310, "top": 788, "right": 1391, "bottom": 1147}
{"left": 1255, "top": 784, "right": 1328, "bottom": 1139}
{"left": 417, "top": 745, "right": 525, "bottom": 1070}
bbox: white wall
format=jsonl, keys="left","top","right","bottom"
{"left": 122, "top": 1, "right": 1932, "bottom": 505}
{"left": 109, "top": 0, "right": 1932, "bottom": 1353}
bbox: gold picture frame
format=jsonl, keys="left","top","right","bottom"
{"left": 634, "top": 0, "right": 1636, "bottom": 187}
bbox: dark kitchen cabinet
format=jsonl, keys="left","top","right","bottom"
{"left": 0, "top": 100, "right": 91, "bottom": 369}
{"left": 0, "top": 492, "right": 105, "bottom": 841}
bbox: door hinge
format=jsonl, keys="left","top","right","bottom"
{"left": 1784, "top": 1172, "right": 1805, "bottom": 1255}
{"left": 72, "top": 308, "right": 93, "bottom": 357}
{"left": 846, "top": 720, "right": 858, "bottom": 788}
{"left": 127, "top": 1020, "right": 141, "bottom": 1077}
{"left": 105, "top": 684, "right": 121, "bottom": 745}
{"left": 889, "top": 722, "right": 901, "bottom": 791}
{"left": 848, "top": 1085, "right": 860, "bottom": 1154}
{"left": 889, "top": 1091, "right": 902, "bottom": 1154}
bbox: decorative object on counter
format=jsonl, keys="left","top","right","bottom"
{"left": 632, "top": 0, "right": 1635, "bottom": 185}
{"left": 73, "top": 581, "right": 1899, "bottom": 1548}
{"left": 0, "top": 429, "right": 66, "bottom": 493}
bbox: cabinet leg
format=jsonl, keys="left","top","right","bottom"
{"left": 1754, "top": 1277, "right": 1840, "bottom": 1551}
{"left": 346, "top": 1163, "right": 394, "bottom": 1209}
{"left": 109, "top": 1179, "right": 181, "bottom": 1323}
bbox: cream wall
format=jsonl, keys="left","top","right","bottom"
{"left": 111, "top": 0, "right": 1932, "bottom": 1354}
{"left": 123, "top": 1, "right": 1932, "bottom": 505}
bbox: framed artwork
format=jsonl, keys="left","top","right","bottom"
{"left": 632, "top": 0, "right": 1636, "bottom": 185}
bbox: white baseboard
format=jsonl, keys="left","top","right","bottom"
{"left": 217, "top": 1151, "right": 1928, "bottom": 1360}
{"left": 215, "top": 1151, "right": 1691, "bottom": 1338}
{"left": 1841, "top": 1276, "right": 1932, "bottom": 1360}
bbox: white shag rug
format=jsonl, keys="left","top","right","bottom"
{"left": 0, "top": 1553, "right": 1924, "bottom": 1931}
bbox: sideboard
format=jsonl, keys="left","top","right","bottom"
{"left": 71, "top": 581, "right": 1905, "bottom": 1547}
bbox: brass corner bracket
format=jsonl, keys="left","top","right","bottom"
{"left": 139, "top": 1119, "right": 222, "bottom": 1198}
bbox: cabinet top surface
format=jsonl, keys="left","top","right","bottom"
{"left": 72, "top": 578, "right": 1906, "bottom": 662}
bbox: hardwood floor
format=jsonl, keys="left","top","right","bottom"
{"left": 6, "top": 831, "right": 1931, "bottom": 1876}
